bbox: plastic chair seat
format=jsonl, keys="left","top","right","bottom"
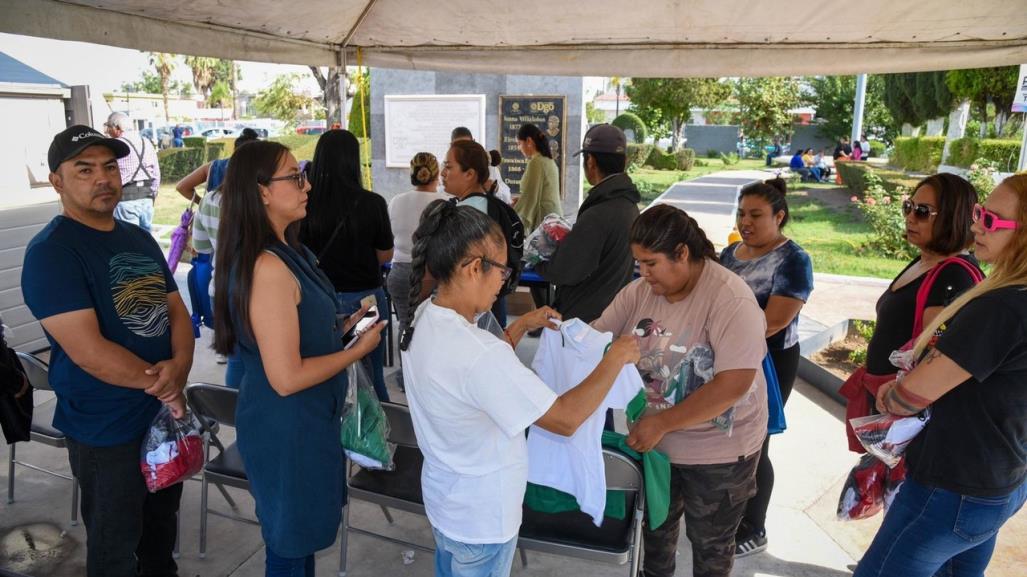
{"left": 348, "top": 446, "right": 424, "bottom": 506}
{"left": 519, "top": 494, "right": 637, "bottom": 554}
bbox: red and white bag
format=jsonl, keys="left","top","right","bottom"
{"left": 140, "top": 405, "right": 204, "bottom": 493}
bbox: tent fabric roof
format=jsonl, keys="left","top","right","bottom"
{"left": 2, "top": 0, "right": 1026, "bottom": 75}
{"left": 0, "top": 51, "right": 64, "bottom": 86}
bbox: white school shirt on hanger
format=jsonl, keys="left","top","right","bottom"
{"left": 527, "top": 318, "right": 644, "bottom": 525}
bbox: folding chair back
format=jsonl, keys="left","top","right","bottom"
{"left": 186, "top": 383, "right": 239, "bottom": 428}
{"left": 15, "top": 352, "right": 50, "bottom": 391}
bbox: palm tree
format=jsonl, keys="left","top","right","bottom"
{"left": 611, "top": 77, "right": 625, "bottom": 117}
{"left": 149, "top": 52, "right": 176, "bottom": 123}
{"left": 184, "top": 56, "right": 218, "bottom": 100}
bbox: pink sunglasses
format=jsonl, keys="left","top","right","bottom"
{"left": 973, "top": 203, "right": 1020, "bottom": 232}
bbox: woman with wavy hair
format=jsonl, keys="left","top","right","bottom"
{"left": 854, "top": 174, "right": 1027, "bottom": 577}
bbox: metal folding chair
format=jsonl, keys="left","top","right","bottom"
{"left": 6, "top": 352, "right": 79, "bottom": 526}
{"left": 340, "top": 402, "right": 429, "bottom": 576}
{"left": 517, "top": 447, "right": 647, "bottom": 576}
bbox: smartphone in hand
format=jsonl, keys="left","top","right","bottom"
{"left": 342, "top": 306, "right": 379, "bottom": 350}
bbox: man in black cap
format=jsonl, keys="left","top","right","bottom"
{"left": 534, "top": 123, "right": 640, "bottom": 324}
{"left": 21, "top": 125, "right": 194, "bottom": 577}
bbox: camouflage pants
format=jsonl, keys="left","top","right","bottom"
{"left": 642, "top": 451, "right": 760, "bottom": 577}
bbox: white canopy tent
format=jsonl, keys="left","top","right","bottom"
{"left": 2, "top": 0, "right": 1026, "bottom": 77}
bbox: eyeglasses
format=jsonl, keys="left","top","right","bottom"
{"left": 973, "top": 203, "right": 1020, "bottom": 232}
{"left": 266, "top": 171, "right": 307, "bottom": 189}
{"left": 464, "top": 255, "right": 513, "bottom": 281}
{"left": 902, "top": 199, "right": 938, "bottom": 220}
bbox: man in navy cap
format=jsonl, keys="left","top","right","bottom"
{"left": 534, "top": 123, "right": 641, "bottom": 323}
{"left": 21, "top": 125, "right": 194, "bottom": 577}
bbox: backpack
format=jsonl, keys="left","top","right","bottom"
{"left": 461, "top": 192, "right": 524, "bottom": 297}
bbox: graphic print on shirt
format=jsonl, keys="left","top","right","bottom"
{"left": 632, "top": 319, "right": 733, "bottom": 433}
{"left": 110, "top": 252, "right": 169, "bottom": 338}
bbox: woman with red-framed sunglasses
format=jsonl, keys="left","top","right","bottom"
{"left": 855, "top": 174, "right": 1027, "bottom": 577}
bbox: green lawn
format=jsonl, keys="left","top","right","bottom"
{"left": 786, "top": 192, "right": 907, "bottom": 279}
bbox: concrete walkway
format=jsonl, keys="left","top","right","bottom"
{"left": 648, "top": 169, "right": 777, "bottom": 249}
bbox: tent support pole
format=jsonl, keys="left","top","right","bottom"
{"left": 851, "top": 73, "right": 867, "bottom": 145}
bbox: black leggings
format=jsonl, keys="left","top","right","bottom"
{"left": 741, "top": 343, "right": 800, "bottom": 534}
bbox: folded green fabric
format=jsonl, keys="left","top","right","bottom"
{"left": 523, "top": 483, "right": 627, "bottom": 520}
{"left": 601, "top": 430, "right": 671, "bottom": 530}
{"left": 340, "top": 384, "right": 392, "bottom": 466}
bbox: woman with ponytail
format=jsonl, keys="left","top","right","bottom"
{"left": 513, "top": 123, "right": 561, "bottom": 234}
{"left": 592, "top": 203, "right": 770, "bottom": 577}
{"left": 855, "top": 174, "right": 1027, "bottom": 577}
{"left": 399, "top": 201, "right": 638, "bottom": 577}
{"left": 720, "top": 177, "right": 814, "bottom": 556}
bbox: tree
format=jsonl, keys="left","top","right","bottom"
{"left": 946, "top": 66, "right": 1019, "bottom": 137}
{"left": 735, "top": 77, "right": 800, "bottom": 144}
{"left": 626, "top": 78, "right": 731, "bottom": 150}
{"left": 184, "top": 56, "right": 218, "bottom": 100}
{"left": 804, "top": 75, "right": 896, "bottom": 142}
{"left": 348, "top": 70, "right": 370, "bottom": 138}
{"left": 148, "top": 52, "right": 177, "bottom": 122}
{"left": 208, "top": 80, "right": 232, "bottom": 119}
{"left": 309, "top": 66, "right": 346, "bottom": 128}
{"left": 881, "top": 72, "right": 954, "bottom": 132}
{"left": 252, "top": 75, "right": 314, "bottom": 125}
{"left": 585, "top": 101, "right": 606, "bottom": 124}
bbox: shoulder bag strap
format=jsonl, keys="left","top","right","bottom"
{"left": 912, "top": 257, "right": 984, "bottom": 336}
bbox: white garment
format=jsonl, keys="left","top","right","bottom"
{"left": 388, "top": 190, "right": 447, "bottom": 263}
{"left": 489, "top": 165, "right": 513, "bottom": 205}
{"left": 401, "top": 300, "right": 558, "bottom": 544}
{"left": 527, "top": 319, "right": 644, "bottom": 525}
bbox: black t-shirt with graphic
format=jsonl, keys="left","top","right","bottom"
{"left": 906, "top": 286, "right": 1027, "bottom": 497}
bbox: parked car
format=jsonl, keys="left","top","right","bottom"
{"left": 296, "top": 121, "right": 327, "bottom": 135}
{"left": 201, "top": 127, "right": 235, "bottom": 140}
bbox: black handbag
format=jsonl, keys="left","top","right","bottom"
{"left": 0, "top": 324, "right": 32, "bottom": 444}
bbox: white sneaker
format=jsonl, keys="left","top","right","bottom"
{"left": 215, "top": 354, "right": 227, "bottom": 365}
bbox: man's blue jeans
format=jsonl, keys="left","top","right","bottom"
{"left": 432, "top": 528, "right": 517, "bottom": 577}
{"left": 113, "top": 198, "right": 154, "bottom": 232}
{"left": 854, "top": 478, "right": 1027, "bottom": 577}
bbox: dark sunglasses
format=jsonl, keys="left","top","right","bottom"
{"left": 266, "top": 171, "right": 307, "bottom": 189}
{"left": 463, "top": 255, "right": 513, "bottom": 281}
{"left": 902, "top": 199, "right": 938, "bottom": 220}
{"left": 973, "top": 203, "right": 1020, "bottom": 232}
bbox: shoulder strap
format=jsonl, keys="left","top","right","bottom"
{"left": 912, "top": 257, "right": 984, "bottom": 336}
{"left": 123, "top": 137, "right": 154, "bottom": 182}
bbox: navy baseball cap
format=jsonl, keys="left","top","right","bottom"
{"left": 48, "top": 125, "right": 130, "bottom": 172}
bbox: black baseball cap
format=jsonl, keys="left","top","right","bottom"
{"left": 574, "top": 123, "right": 627, "bottom": 156}
{"left": 48, "top": 125, "right": 130, "bottom": 172}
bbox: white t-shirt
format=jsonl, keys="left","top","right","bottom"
{"left": 527, "top": 319, "right": 644, "bottom": 525}
{"left": 489, "top": 166, "right": 513, "bottom": 205}
{"left": 388, "top": 190, "right": 447, "bottom": 263}
{"left": 401, "top": 300, "right": 559, "bottom": 543}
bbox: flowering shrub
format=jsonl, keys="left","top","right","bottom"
{"left": 966, "top": 158, "right": 998, "bottom": 202}
{"left": 851, "top": 171, "right": 916, "bottom": 260}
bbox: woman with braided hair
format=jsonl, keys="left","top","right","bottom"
{"left": 592, "top": 203, "right": 769, "bottom": 577}
{"left": 399, "top": 200, "right": 639, "bottom": 577}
